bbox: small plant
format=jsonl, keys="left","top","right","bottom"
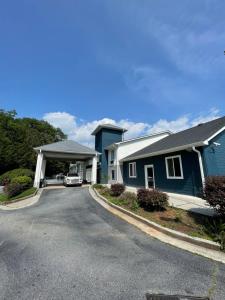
{"left": 110, "top": 183, "right": 125, "bottom": 197}
{"left": 100, "top": 187, "right": 111, "bottom": 196}
{"left": 174, "top": 216, "right": 182, "bottom": 223}
{"left": 3, "top": 183, "right": 24, "bottom": 199}
{"left": 205, "top": 218, "right": 225, "bottom": 251}
{"left": 203, "top": 176, "right": 225, "bottom": 217}
{"left": 93, "top": 184, "right": 104, "bottom": 189}
{"left": 137, "top": 188, "right": 168, "bottom": 210}
{"left": 11, "top": 176, "right": 32, "bottom": 188}
{"left": 119, "top": 191, "right": 139, "bottom": 211}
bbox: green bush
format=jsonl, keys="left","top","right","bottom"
{"left": 203, "top": 176, "right": 225, "bottom": 217}
{"left": 0, "top": 168, "right": 34, "bottom": 185}
{"left": 93, "top": 184, "right": 104, "bottom": 189}
{"left": 205, "top": 219, "right": 225, "bottom": 251}
{"left": 3, "top": 183, "right": 24, "bottom": 198}
{"left": 137, "top": 188, "right": 168, "bottom": 210}
{"left": 110, "top": 183, "right": 125, "bottom": 197}
{"left": 11, "top": 176, "right": 32, "bottom": 188}
{"left": 119, "top": 191, "right": 139, "bottom": 210}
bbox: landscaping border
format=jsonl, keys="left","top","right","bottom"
{"left": 1, "top": 188, "right": 38, "bottom": 205}
{"left": 90, "top": 186, "right": 220, "bottom": 251}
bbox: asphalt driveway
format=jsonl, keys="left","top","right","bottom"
{"left": 0, "top": 187, "right": 225, "bottom": 300}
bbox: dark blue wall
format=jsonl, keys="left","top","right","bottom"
{"left": 95, "top": 128, "right": 123, "bottom": 183}
{"left": 123, "top": 150, "right": 202, "bottom": 196}
{"left": 202, "top": 130, "right": 225, "bottom": 176}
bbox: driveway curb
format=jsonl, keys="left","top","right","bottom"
{"left": 1, "top": 188, "right": 38, "bottom": 205}
{"left": 0, "top": 188, "right": 43, "bottom": 210}
{"left": 89, "top": 187, "right": 225, "bottom": 264}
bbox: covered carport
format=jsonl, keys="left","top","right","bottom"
{"left": 33, "top": 140, "right": 98, "bottom": 188}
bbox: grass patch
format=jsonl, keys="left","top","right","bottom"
{"left": 95, "top": 187, "right": 217, "bottom": 241}
{"left": 0, "top": 187, "right": 37, "bottom": 203}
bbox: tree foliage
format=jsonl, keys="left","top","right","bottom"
{"left": 0, "top": 109, "right": 68, "bottom": 175}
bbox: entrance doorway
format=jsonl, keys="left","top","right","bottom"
{"left": 144, "top": 165, "right": 155, "bottom": 189}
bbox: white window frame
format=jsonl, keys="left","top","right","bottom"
{"left": 165, "top": 155, "right": 184, "bottom": 179}
{"left": 110, "top": 150, "right": 115, "bottom": 165}
{"left": 129, "top": 162, "right": 137, "bottom": 178}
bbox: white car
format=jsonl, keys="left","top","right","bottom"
{"left": 63, "top": 173, "right": 82, "bottom": 187}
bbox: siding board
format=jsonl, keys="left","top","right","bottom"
{"left": 123, "top": 150, "right": 202, "bottom": 196}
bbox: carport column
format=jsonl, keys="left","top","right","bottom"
{"left": 41, "top": 159, "right": 46, "bottom": 179}
{"left": 91, "top": 155, "right": 97, "bottom": 184}
{"left": 33, "top": 151, "right": 44, "bottom": 188}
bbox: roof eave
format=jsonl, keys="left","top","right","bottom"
{"left": 120, "top": 141, "right": 207, "bottom": 162}
{"left": 33, "top": 147, "right": 99, "bottom": 156}
{"left": 204, "top": 125, "right": 225, "bottom": 144}
{"left": 91, "top": 125, "right": 127, "bottom": 136}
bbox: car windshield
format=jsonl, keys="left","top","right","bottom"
{"left": 67, "top": 173, "right": 79, "bottom": 177}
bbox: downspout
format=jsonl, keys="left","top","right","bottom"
{"left": 192, "top": 146, "right": 205, "bottom": 189}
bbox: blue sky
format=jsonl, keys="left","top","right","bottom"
{"left": 0, "top": 0, "right": 225, "bottom": 145}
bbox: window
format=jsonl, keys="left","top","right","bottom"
{"left": 110, "top": 150, "right": 115, "bottom": 165}
{"left": 129, "top": 162, "right": 137, "bottom": 178}
{"left": 165, "top": 155, "right": 183, "bottom": 179}
{"left": 111, "top": 170, "right": 115, "bottom": 180}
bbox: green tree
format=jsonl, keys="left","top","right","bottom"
{"left": 0, "top": 109, "right": 68, "bottom": 175}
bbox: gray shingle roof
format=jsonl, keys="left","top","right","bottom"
{"left": 123, "top": 116, "right": 225, "bottom": 161}
{"left": 34, "top": 140, "right": 97, "bottom": 155}
{"left": 91, "top": 123, "right": 127, "bottom": 135}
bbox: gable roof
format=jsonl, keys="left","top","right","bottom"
{"left": 91, "top": 123, "right": 127, "bottom": 136}
{"left": 34, "top": 140, "right": 98, "bottom": 155}
{"left": 122, "top": 116, "right": 225, "bottom": 161}
{"left": 105, "top": 130, "right": 171, "bottom": 150}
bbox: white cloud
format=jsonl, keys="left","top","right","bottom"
{"left": 43, "top": 109, "right": 220, "bottom": 148}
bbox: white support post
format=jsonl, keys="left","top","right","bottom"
{"left": 33, "top": 151, "right": 44, "bottom": 188}
{"left": 91, "top": 155, "right": 97, "bottom": 184}
{"left": 41, "top": 159, "right": 46, "bottom": 179}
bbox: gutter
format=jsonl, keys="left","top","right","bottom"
{"left": 192, "top": 146, "right": 205, "bottom": 188}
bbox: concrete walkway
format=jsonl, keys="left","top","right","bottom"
{"left": 168, "top": 193, "right": 215, "bottom": 217}
{"left": 126, "top": 186, "right": 215, "bottom": 217}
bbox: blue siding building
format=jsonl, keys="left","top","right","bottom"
{"left": 123, "top": 150, "right": 203, "bottom": 196}
{"left": 202, "top": 131, "right": 225, "bottom": 176}
{"left": 91, "top": 117, "right": 225, "bottom": 197}
{"left": 91, "top": 124, "right": 127, "bottom": 183}
{"left": 120, "top": 116, "right": 225, "bottom": 197}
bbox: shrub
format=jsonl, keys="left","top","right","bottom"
{"left": 110, "top": 183, "right": 125, "bottom": 197}
{"left": 205, "top": 218, "right": 225, "bottom": 251}
{"left": 203, "top": 176, "right": 225, "bottom": 217}
{"left": 93, "top": 184, "right": 104, "bottom": 189}
{"left": 119, "top": 191, "right": 139, "bottom": 210}
{"left": 11, "top": 176, "right": 32, "bottom": 188}
{"left": 137, "top": 188, "right": 168, "bottom": 210}
{"left": 3, "top": 183, "right": 24, "bottom": 198}
{"left": 0, "top": 168, "right": 34, "bottom": 185}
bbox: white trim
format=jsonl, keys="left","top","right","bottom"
{"left": 129, "top": 162, "right": 137, "bottom": 178}
{"left": 204, "top": 126, "right": 225, "bottom": 144}
{"left": 192, "top": 146, "right": 205, "bottom": 187}
{"left": 144, "top": 164, "right": 155, "bottom": 189}
{"left": 165, "top": 155, "right": 184, "bottom": 179}
{"left": 120, "top": 141, "right": 206, "bottom": 162}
